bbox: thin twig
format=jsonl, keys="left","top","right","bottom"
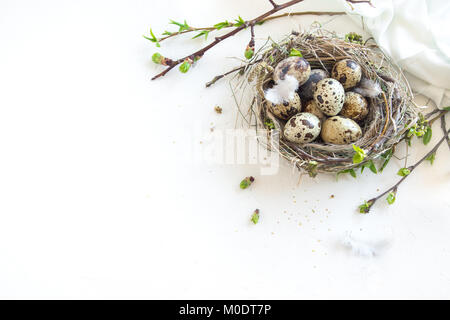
{"left": 151, "top": 0, "right": 358, "bottom": 80}
{"left": 363, "top": 128, "right": 450, "bottom": 212}
{"left": 441, "top": 115, "right": 450, "bottom": 151}
{"left": 157, "top": 11, "right": 345, "bottom": 43}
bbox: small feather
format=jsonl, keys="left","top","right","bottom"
{"left": 352, "top": 78, "right": 382, "bottom": 98}
{"left": 264, "top": 75, "right": 299, "bottom": 105}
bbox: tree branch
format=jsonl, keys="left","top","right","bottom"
{"left": 152, "top": 0, "right": 305, "bottom": 80}
{"left": 362, "top": 128, "right": 450, "bottom": 213}
{"left": 441, "top": 115, "right": 450, "bottom": 151}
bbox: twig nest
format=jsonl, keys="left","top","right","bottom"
{"left": 268, "top": 92, "right": 302, "bottom": 120}
{"left": 340, "top": 92, "right": 369, "bottom": 122}
{"left": 331, "top": 59, "right": 362, "bottom": 89}
{"left": 313, "top": 78, "right": 345, "bottom": 116}
{"left": 284, "top": 112, "right": 321, "bottom": 144}
{"left": 298, "top": 69, "right": 329, "bottom": 99}
{"left": 303, "top": 99, "right": 326, "bottom": 121}
{"left": 273, "top": 56, "right": 311, "bottom": 85}
{"left": 321, "top": 116, "right": 362, "bottom": 145}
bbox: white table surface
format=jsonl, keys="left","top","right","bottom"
{"left": 0, "top": 0, "right": 449, "bottom": 299}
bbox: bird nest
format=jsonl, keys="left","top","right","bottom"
{"left": 243, "top": 29, "right": 417, "bottom": 176}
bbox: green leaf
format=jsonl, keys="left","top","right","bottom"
{"left": 443, "top": 106, "right": 450, "bottom": 111}
{"left": 214, "top": 20, "right": 231, "bottom": 30}
{"left": 143, "top": 29, "right": 161, "bottom": 47}
{"left": 234, "top": 16, "right": 246, "bottom": 27}
{"left": 162, "top": 30, "right": 173, "bottom": 36}
{"left": 337, "top": 168, "right": 356, "bottom": 179}
{"left": 289, "top": 48, "right": 303, "bottom": 57}
{"left": 379, "top": 148, "right": 393, "bottom": 172}
{"left": 426, "top": 152, "right": 436, "bottom": 165}
{"left": 397, "top": 168, "right": 411, "bottom": 177}
{"left": 352, "top": 144, "right": 366, "bottom": 164}
{"left": 192, "top": 30, "right": 210, "bottom": 40}
{"left": 170, "top": 19, "right": 190, "bottom": 32}
{"left": 423, "top": 126, "right": 432, "bottom": 145}
{"left": 179, "top": 61, "right": 191, "bottom": 73}
{"left": 368, "top": 160, "right": 377, "bottom": 174}
{"left": 251, "top": 209, "right": 260, "bottom": 224}
{"left": 387, "top": 192, "right": 396, "bottom": 205}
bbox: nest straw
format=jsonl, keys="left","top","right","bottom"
{"left": 241, "top": 28, "right": 418, "bottom": 176}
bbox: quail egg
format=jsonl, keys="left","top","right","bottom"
{"left": 331, "top": 59, "right": 362, "bottom": 89}
{"left": 284, "top": 112, "right": 321, "bottom": 144}
{"left": 321, "top": 116, "right": 362, "bottom": 145}
{"left": 298, "top": 69, "right": 329, "bottom": 100}
{"left": 303, "top": 100, "right": 326, "bottom": 121}
{"left": 340, "top": 92, "right": 369, "bottom": 122}
{"left": 313, "top": 78, "right": 345, "bottom": 116}
{"left": 268, "top": 93, "right": 302, "bottom": 120}
{"left": 273, "top": 56, "right": 311, "bottom": 86}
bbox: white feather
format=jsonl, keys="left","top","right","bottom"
{"left": 352, "top": 78, "right": 382, "bottom": 98}
{"left": 264, "top": 75, "right": 299, "bottom": 105}
{"left": 341, "top": 231, "right": 390, "bottom": 258}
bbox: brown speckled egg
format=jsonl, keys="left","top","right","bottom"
{"left": 313, "top": 78, "right": 345, "bottom": 116}
{"left": 331, "top": 59, "right": 362, "bottom": 89}
{"left": 303, "top": 100, "right": 326, "bottom": 121}
{"left": 321, "top": 116, "right": 362, "bottom": 145}
{"left": 284, "top": 112, "right": 321, "bottom": 144}
{"left": 340, "top": 92, "right": 369, "bottom": 122}
{"left": 268, "top": 93, "right": 302, "bottom": 120}
{"left": 298, "top": 69, "right": 329, "bottom": 100}
{"left": 273, "top": 56, "right": 311, "bottom": 85}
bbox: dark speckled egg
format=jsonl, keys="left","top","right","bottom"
{"left": 340, "top": 92, "right": 369, "bottom": 122}
{"left": 284, "top": 112, "right": 321, "bottom": 144}
{"left": 268, "top": 93, "right": 302, "bottom": 120}
{"left": 331, "top": 59, "right": 362, "bottom": 89}
{"left": 298, "top": 69, "right": 329, "bottom": 100}
{"left": 313, "top": 78, "right": 345, "bottom": 116}
{"left": 273, "top": 56, "right": 311, "bottom": 85}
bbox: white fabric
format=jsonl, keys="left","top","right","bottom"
{"left": 338, "top": 0, "right": 450, "bottom": 109}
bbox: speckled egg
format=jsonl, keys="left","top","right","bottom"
{"left": 273, "top": 56, "right": 311, "bottom": 85}
{"left": 283, "top": 112, "right": 321, "bottom": 144}
{"left": 298, "top": 69, "right": 329, "bottom": 100}
{"left": 331, "top": 59, "right": 362, "bottom": 89}
{"left": 268, "top": 93, "right": 302, "bottom": 120}
{"left": 321, "top": 116, "right": 362, "bottom": 145}
{"left": 340, "top": 92, "right": 369, "bottom": 122}
{"left": 313, "top": 78, "right": 345, "bottom": 116}
{"left": 303, "top": 100, "right": 326, "bottom": 121}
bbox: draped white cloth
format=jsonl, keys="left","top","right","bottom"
{"left": 338, "top": 0, "right": 450, "bottom": 109}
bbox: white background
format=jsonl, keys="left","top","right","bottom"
{"left": 0, "top": 0, "right": 449, "bottom": 299}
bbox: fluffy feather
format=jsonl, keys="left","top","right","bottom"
{"left": 352, "top": 78, "right": 382, "bottom": 98}
{"left": 341, "top": 231, "right": 390, "bottom": 258}
{"left": 264, "top": 75, "right": 299, "bottom": 105}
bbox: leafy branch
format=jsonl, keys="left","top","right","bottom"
{"left": 146, "top": 0, "right": 372, "bottom": 80}
{"left": 359, "top": 128, "right": 450, "bottom": 213}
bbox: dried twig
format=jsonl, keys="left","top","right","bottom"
{"left": 150, "top": 0, "right": 365, "bottom": 80}
{"left": 362, "top": 128, "right": 450, "bottom": 213}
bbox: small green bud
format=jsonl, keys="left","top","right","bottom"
{"left": 359, "top": 200, "right": 373, "bottom": 214}
{"left": 179, "top": 61, "right": 191, "bottom": 73}
{"left": 397, "top": 168, "right": 411, "bottom": 177}
{"left": 152, "top": 52, "right": 163, "bottom": 64}
{"left": 289, "top": 48, "right": 303, "bottom": 57}
{"left": 240, "top": 176, "right": 255, "bottom": 189}
{"left": 387, "top": 192, "right": 396, "bottom": 205}
{"left": 251, "top": 209, "right": 260, "bottom": 224}
{"left": 245, "top": 47, "right": 254, "bottom": 60}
